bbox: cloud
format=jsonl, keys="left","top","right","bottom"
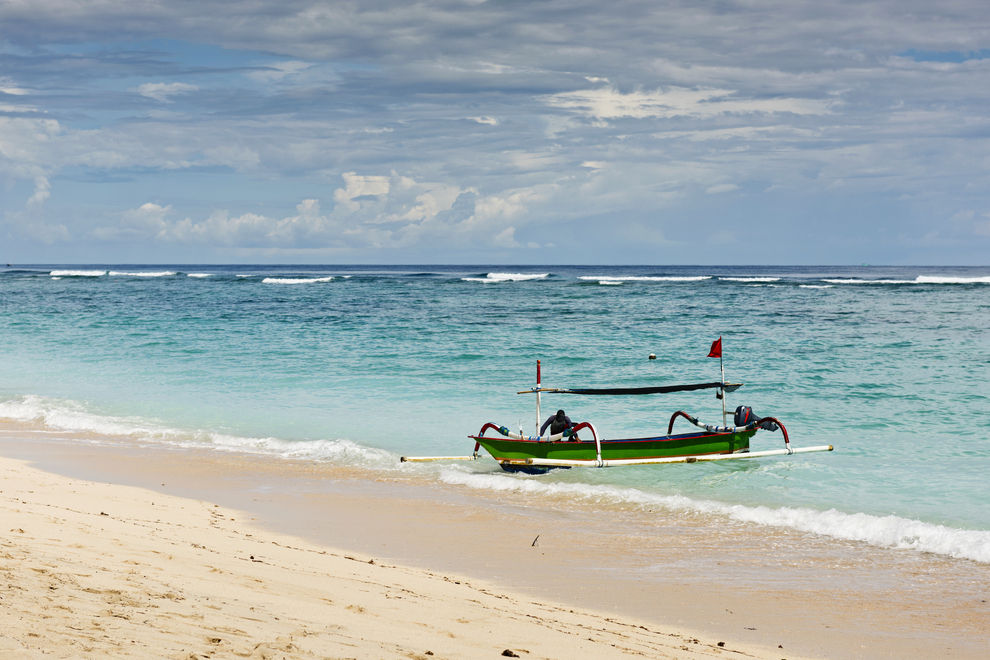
{"left": 27, "top": 175, "right": 51, "bottom": 207}
{"left": 0, "top": 118, "right": 61, "bottom": 209}
{"left": 19, "top": 219, "right": 70, "bottom": 244}
{"left": 705, "top": 183, "right": 739, "bottom": 195}
{"left": 92, "top": 202, "right": 172, "bottom": 240}
{"left": 2, "top": 2, "right": 990, "bottom": 263}
{"left": 246, "top": 60, "right": 313, "bottom": 83}
{"left": 161, "top": 199, "right": 332, "bottom": 247}
{"left": 0, "top": 78, "right": 29, "bottom": 95}
{"left": 543, "top": 86, "right": 830, "bottom": 121}
{"left": 136, "top": 82, "right": 199, "bottom": 102}
{"left": 492, "top": 226, "right": 518, "bottom": 247}
{"left": 333, "top": 172, "right": 391, "bottom": 211}
{"left": 94, "top": 173, "right": 522, "bottom": 251}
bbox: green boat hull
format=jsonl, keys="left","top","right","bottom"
{"left": 472, "top": 428, "right": 756, "bottom": 469}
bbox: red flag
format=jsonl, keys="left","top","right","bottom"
{"left": 707, "top": 337, "right": 722, "bottom": 358}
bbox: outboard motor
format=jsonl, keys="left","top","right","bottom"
{"left": 734, "top": 405, "right": 779, "bottom": 431}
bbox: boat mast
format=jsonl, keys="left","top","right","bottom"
{"left": 535, "top": 360, "right": 542, "bottom": 435}
{"left": 708, "top": 336, "right": 727, "bottom": 425}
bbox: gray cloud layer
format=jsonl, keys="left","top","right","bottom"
{"left": 2, "top": 1, "right": 989, "bottom": 262}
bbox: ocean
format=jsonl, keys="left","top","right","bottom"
{"left": 1, "top": 264, "right": 988, "bottom": 564}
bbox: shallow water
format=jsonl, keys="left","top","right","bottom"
{"left": 1, "top": 264, "right": 988, "bottom": 562}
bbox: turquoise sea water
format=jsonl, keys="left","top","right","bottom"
{"left": 1, "top": 265, "right": 988, "bottom": 562}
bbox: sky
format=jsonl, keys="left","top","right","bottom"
{"left": 1, "top": 1, "right": 989, "bottom": 265}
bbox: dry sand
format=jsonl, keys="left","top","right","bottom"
{"left": 1, "top": 453, "right": 785, "bottom": 659}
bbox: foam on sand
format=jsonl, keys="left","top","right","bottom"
{"left": 0, "top": 394, "right": 393, "bottom": 467}
{"left": 438, "top": 467, "right": 990, "bottom": 564}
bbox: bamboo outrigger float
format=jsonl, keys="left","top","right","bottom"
{"left": 401, "top": 340, "right": 833, "bottom": 471}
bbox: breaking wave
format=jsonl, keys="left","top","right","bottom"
{"left": 262, "top": 276, "right": 335, "bottom": 284}
{"left": 49, "top": 270, "right": 106, "bottom": 277}
{"left": 578, "top": 275, "right": 713, "bottom": 282}
{"left": 462, "top": 272, "right": 550, "bottom": 283}
{"left": 108, "top": 271, "right": 177, "bottom": 277}
{"left": 0, "top": 395, "right": 392, "bottom": 468}
{"left": 437, "top": 468, "right": 990, "bottom": 564}
{"left": 824, "top": 276, "right": 990, "bottom": 285}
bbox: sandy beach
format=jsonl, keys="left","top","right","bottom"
{"left": 1, "top": 430, "right": 988, "bottom": 659}
{"left": 1, "top": 451, "right": 784, "bottom": 659}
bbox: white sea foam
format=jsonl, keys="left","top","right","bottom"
{"left": 824, "top": 278, "right": 916, "bottom": 285}
{"left": 800, "top": 284, "right": 833, "bottom": 289}
{"left": 205, "top": 434, "right": 395, "bottom": 467}
{"left": 597, "top": 280, "right": 623, "bottom": 285}
{"left": 108, "top": 271, "right": 177, "bottom": 277}
{"left": 916, "top": 275, "right": 990, "bottom": 284}
{"left": 437, "top": 468, "right": 990, "bottom": 564}
{"left": 462, "top": 272, "right": 549, "bottom": 283}
{"left": 0, "top": 395, "right": 168, "bottom": 439}
{"left": 824, "top": 276, "right": 990, "bottom": 285}
{"left": 718, "top": 277, "right": 781, "bottom": 283}
{"left": 578, "top": 275, "right": 712, "bottom": 282}
{"left": 49, "top": 269, "right": 106, "bottom": 277}
{"left": 0, "top": 395, "right": 394, "bottom": 468}
{"left": 262, "top": 276, "right": 335, "bottom": 284}
{"left": 6, "top": 393, "right": 988, "bottom": 564}
{"left": 187, "top": 273, "right": 212, "bottom": 278}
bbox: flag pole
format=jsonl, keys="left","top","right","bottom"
{"left": 708, "top": 336, "right": 726, "bottom": 425}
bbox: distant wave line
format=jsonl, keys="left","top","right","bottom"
{"left": 824, "top": 276, "right": 990, "bottom": 285}
{"left": 577, "top": 275, "right": 713, "bottom": 282}
{"left": 49, "top": 269, "right": 106, "bottom": 277}
{"left": 261, "top": 276, "right": 335, "bottom": 284}
{"left": 462, "top": 272, "right": 549, "bottom": 283}
{"left": 108, "top": 271, "right": 177, "bottom": 277}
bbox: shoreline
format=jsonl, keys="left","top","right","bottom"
{"left": 2, "top": 429, "right": 989, "bottom": 658}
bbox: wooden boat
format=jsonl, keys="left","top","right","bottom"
{"left": 401, "top": 344, "right": 833, "bottom": 471}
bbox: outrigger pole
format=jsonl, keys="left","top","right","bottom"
{"left": 400, "top": 455, "right": 476, "bottom": 462}
{"left": 500, "top": 444, "right": 834, "bottom": 469}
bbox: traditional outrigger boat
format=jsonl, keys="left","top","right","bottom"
{"left": 401, "top": 341, "right": 833, "bottom": 471}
